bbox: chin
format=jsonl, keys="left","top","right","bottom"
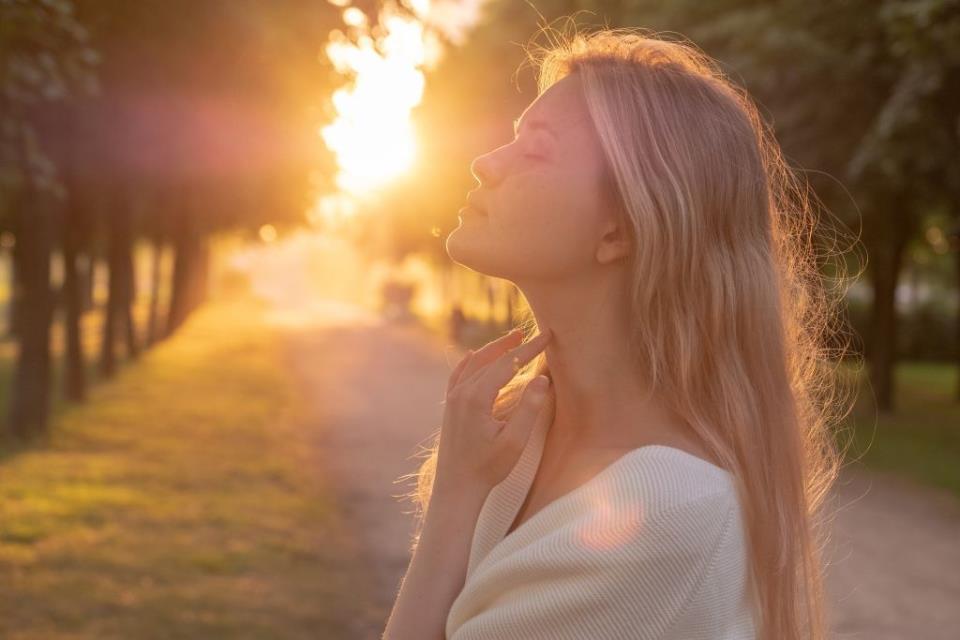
{"left": 445, "top": 226, "right": 483, "bottom": 271}
{"left": 445, "top": 226, "right": 509, "bottom": 279}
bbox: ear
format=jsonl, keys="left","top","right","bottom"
{"left": 595, "top": 217, "right": 631, "bottom": 265}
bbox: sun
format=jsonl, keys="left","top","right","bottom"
{"left": 320, "top": 3, "right": 431, "bottom": 196}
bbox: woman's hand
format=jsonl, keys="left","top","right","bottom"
{"left": 382, "top": 327, "right": 553, "bottom": 640}
{"left": 434, "top": 327, "right": 554, "bottom": 498}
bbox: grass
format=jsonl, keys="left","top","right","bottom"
{"left": 0, "top": 292, "right": 376, "bottom": 639}
{"left": 0, "top": 288, "right": 166, "bottom": 421}
{"left": 840, "top": 360, "right": 960, "bottom": 498}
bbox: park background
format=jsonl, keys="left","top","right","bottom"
{"left": 1, "top": 0, "right": 958, "bottom": 638}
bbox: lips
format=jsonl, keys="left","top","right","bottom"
{"left": 460, "top": 204, "right": 487, "bottom": 218}
{"left": 458, "top": 206, "right": 485, "bottom": 222}
{"left": 464, "top": 193, "right": 489, "bottom": 216}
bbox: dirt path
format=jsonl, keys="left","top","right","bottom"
{"left": 279, "top": 304, "right": 960, "bottom": 639}
{"left": 823, "top": 462, "right": 960, "bottom": 639}
{"left": 278, "top": 302, "right": 460, "bottom": 638}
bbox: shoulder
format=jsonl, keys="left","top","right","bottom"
{"left": 576, "top": 446, "right": 747, "bottom": 581}
{"left": 624, "top": 444, "right": 736, "bottom": 499}
{"left": 572, "top": 444, "right": 743, "bottom": 546}
{"left": 563, "top": 450, "right": 754, "bottom": 637}
{"left": 578, "top": 444, "right": 741, "bottom": 528}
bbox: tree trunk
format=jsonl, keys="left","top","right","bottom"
{"left": 955, "top": 226, "right": 960, "bottom": 401}
{"left": 166, "top": 199, "right": 207, "bottom": 337}
{"left": 62, "top": 114, "right": 89, "bottom": 404}
{"left": 166, "top": 210, "right": 193, "bottom": 337}
{"left": 79, "top": 252, "right": 95, "bottom": 312}
{"left": 99, "top": 190, "right": 124, "bottom": 378}
{"left": 867, "top": 195, "right": 913, "bottom": 413}
{"left": 120, "top": 213, "right": 139, "bottom": 360}
{"left": 9, "top": 184, "right": 56, "bottom": 439}
{"left": 7, "top": 244, "right": 18, "bottom": 338}
{"left": 195, "top": 239, "right": 210, "bottom": 309}
{"left": 146, "top": 227, "right": 163, "bottom": 347}
{"left": 62, "top": 198, "right": 87, "bottom": 403}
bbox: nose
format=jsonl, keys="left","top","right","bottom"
{"left": 470, "top": 149, "right": 500, "bottom": 187}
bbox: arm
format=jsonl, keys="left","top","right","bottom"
{"left": 384, "top": 328, "right": 553, "bottom": 639}
{"left": 382, "top": 482, "right": 488, "bottom": 640}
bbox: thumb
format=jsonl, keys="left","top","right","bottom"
{"left": 503, "top": 375, "right": 551, "bottom": 448}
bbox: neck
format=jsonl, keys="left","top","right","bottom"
{"left": 518, "top": 273, "right": 687, "bottom": 459}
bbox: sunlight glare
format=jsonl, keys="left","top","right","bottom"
{"left": 321, "top": 3, "right": 429, "bottom": 195}
{"left": 315, "top": 0, "right": 491, "bottom": 230}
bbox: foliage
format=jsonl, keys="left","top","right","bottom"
{"left": 0, "top": 0, "right": 98, "bottom": 201}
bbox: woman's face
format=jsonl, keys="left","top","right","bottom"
{"left": 445, "top": 73, "right": 622, "bottom": 284}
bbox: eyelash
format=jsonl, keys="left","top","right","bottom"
{"left": 512, "top": 129, "right": 546, "bottom": 160}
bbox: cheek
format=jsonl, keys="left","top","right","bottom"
{"left": 495, "top": 169, "right": 604, "bottom": 272}
{"left": 503, "top": 162, "right": 602, "bottom": 226}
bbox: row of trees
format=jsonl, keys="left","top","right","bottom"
{"left": 0, "top": 0, "right": 346, "bottom": 440}
{"left": 3, "top": 0, "right": 957, "bottom": 444}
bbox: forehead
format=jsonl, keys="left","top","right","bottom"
{"left": 518, "top": 73, "right": 590, "bottom": 131}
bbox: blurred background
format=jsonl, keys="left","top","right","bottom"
{"left": 0, "top": 1, "right": 958, "bottom": 638}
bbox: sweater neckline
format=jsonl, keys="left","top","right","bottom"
{"left": 467, "top": 404, "right": 734, "bottom": 578}
{"left": 481, "top": 406, "right": 734, "bottom": 559}
{"left": 502, "top": 443, "right": 730, "bottom": 544}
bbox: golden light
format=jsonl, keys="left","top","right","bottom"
{"left": 306, "top": 192, "right": 358, "bottom": 228}
{"left": 320, "top": 2, "right": 432, "bottom": 195}
{"left": 313, "top": 1, "right": 490, "bottom": 228}
{"left": 342, "top": 7, "right": 367, "bottom": 28}
{"left": 259, "top": 224, "right": 278, "bottom": 243}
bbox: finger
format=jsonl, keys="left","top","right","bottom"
{"left": 473, "top": 329, "right": 553, "bottom": 403}
{"left": 447, "top": 349, "right": 474, "bottom": 394}
{"left": 459, "top": 328, "right": 524, "bottom": 382}
{"left": 498, "top": 375, "right": 551, "bottom": 449}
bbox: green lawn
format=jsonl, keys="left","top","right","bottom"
{"left": 843, "top": 360, "right": 960, "bottom": 498}
{"left": 0, "top": 293, "right": 375, "bottom": 639}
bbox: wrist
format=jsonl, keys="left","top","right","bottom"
{"left": 425, "top": 474, "right": 490, "bottom": 532}
{"left": 416, "top": 484, "right": 487, "bottom": 563}
{"left": 432, "top": 474, "right": 489, "bottom": 504}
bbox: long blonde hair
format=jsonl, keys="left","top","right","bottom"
{"left": 406, "top": 24, "right": 862, "bottom": 640}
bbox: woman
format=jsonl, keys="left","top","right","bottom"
{"left": 383, "top": 26, "right": 857, "bottom": 640}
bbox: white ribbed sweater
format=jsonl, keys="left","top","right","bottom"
{"left": 445, "top": 409, "right": 758, "bottom": 640}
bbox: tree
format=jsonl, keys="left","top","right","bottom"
{"left": 0, "top": 0, "right": 98, "bottom": 438}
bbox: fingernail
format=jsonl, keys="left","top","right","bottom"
{"left": 532, "top": 375, "right": 550, "bottom": 393}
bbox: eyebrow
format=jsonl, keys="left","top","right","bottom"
{"left": 513, "top": 115, "right": 558, "bottom": 139}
